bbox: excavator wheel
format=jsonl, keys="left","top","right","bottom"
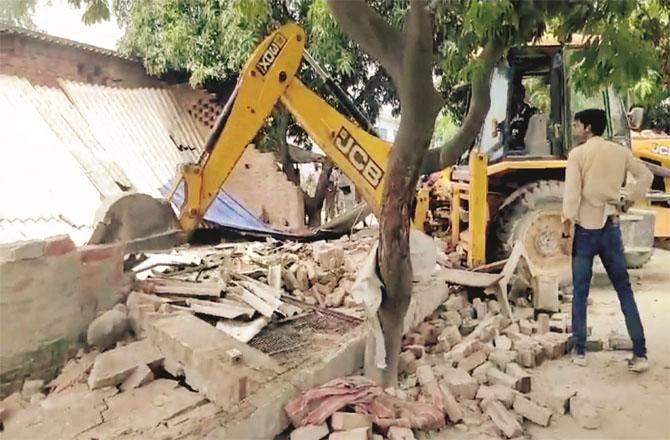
{"left": 488, "top": 180, "right": 571, "bottom": 285}
{"left": 89, "top": 193, "right": 184, "bottom": 251}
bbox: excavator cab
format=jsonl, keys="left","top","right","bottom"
{"left": 424, "top": 41, "right": 659, "bottom": 283}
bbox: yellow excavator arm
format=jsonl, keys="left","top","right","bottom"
{"left": 177, "top": 23, "right": 391, "bottom": 232}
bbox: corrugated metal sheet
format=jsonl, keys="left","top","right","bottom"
{"left": 59, "top": 80, "right": 205, "bottom": 198}
{"left": 0, "top": 76, "right": 101, "bottom": 243}
{"left": 0, "top": 75, "right": 276, "bottom": 244}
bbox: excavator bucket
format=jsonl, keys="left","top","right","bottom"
{"left": 89, "top": 193, "right": 186, "bottom": 252}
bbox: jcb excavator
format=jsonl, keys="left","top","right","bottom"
{"left": 92, "top": 23, "right": 666, "bottom": 279}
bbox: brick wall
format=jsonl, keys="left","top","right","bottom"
{"left": 0, "top": 34, "right": 163, "bottom": 88}
{"left": 226, "top": 148, "right": 306, "bottom": 230}
{"left": 0, "top": 236, "right": 125, "bottom": 397}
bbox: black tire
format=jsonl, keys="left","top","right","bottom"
{"left": 488, "top": 180, "right": 571, "bottom": 282}
{"left": 488, "top": 180, "right": 565, "bottom": 260}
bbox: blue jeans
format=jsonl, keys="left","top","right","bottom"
{"left": 572, "top": 217, "right": 647, "bottom": 357}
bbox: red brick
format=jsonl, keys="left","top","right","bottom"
{"left": 79, "top": 243, "right": 123, "bottom": 263}
{"left": 43, "top": 235, "right": 76, "bottom": 257}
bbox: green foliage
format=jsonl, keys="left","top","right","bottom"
{"left": 432, "top": 110, "right": 459, "bottom": 147}
{"left": 0, "top": 0, "right": 38, "bottom": 29}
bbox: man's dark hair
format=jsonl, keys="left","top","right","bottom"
{"left": 574, "top": 109, "right": 607, "bottom": 136}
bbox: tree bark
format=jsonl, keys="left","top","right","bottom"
{"left": 422, "top": 41, "right": 504, "bottom": 173}
{"left": 274, "top": 108, "right": 301, "bottom": 186}
{"left": 304, "top": 160, "right": 334, "bottom": 228}
{"left": 329, "top": 0, "right": 443, "bottom": 387}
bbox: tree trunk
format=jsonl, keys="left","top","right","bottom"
{"left": 329, "top": 0, "right": 443, "bottom": 387}
{"left": 421, "top": 42, "right": 504, "bottom": 173}
{"left": 304, "top": 160, "right": 334, "bottom": 228}
{"left": 274, "top": 108, "right": 301, "bottom": 186}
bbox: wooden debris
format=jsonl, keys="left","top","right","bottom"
{"left": 215, "top": 316, "right": 270, "bottom": 343}
{"left": 186, "top": 298, "right": 255, "bottom": 319}
{"left": 442, "top": 269, "right": 503, "bottom": 288}
{"left": 139, "top": 278, "right": 222, "bottom": 298}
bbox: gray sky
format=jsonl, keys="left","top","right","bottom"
{"left": 33, "top": 0, "right": 122, "bottom": 50}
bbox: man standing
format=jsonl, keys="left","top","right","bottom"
{"left": 562, "top": 109, "right": 653, "bottom": 372}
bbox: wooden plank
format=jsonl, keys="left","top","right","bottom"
{"left": 472, "top": 259, "right": 507, "bottom": 273}
{"left": 442, "top": 268, "right": 503, "bottom": 288}
{"left": 231, "top": 285, "right": 276, "bottom": 318}
{"left": 186, "top": 298, "right": 255, "bottom": 319}
{"left": 139, "top": 279, "right": 222, "bottom": 298}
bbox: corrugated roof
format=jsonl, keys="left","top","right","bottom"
{"left": 0, "top": 76, "right": 102, "bottom": 241}
{"left": 0, "top": 75, "right": 276, "bottom": 244}
{"left": 59, "top": 80, "right": 205, "bottom": 197}
{"left": 0, "top": 22, "right": 134, "bottom": 61}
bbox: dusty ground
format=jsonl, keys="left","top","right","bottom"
{"left": 428, "top": 248, "right": 670, "bottom": 440}
{"left": 524, "top": 248, "right": 670, "bottom": 440}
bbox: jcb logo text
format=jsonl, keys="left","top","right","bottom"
{"left": 256, "top": 33, "right": 288, "bottom": 76}
{"left": 651, "top": 144, "right": 670, "bottom": 157}
{"left": 334, "top": 127, "right": 384, "bottom": 189}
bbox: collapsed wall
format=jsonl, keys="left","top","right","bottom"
{"left": 0, "top": 236, "right": 125, "bottom": 397}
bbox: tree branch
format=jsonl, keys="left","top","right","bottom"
{"left": 422, "top": 41, "right": 504, "bottom": 173}
{"left": 326, "top": 0, "right": 404, "bottom": 81}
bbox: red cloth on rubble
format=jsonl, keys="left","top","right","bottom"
{"left": 284, "top": 376, "right": 445, "bottom": 430}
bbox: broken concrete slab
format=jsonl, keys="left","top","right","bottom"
{"left": 473, "top": 298, "right": 488, "bottom": 319}
{"left": 442, "top": 310, "right": 463, "bottom": 328}
{"left": 87, "top": 339, "right": 163, "bottom": 390}
{"left": 330, "top": 412, "right": 372, "bottom": 431}
{"left": 291, "top": 423, "right": 330, "bottom": 440}
{"left": 472, "top": 361, "right": 493, "bottom": 385}
{"left": 481, "top": 398, "right": 523, "bottom": 438}
{"left": 315, "top": 245, "right": 345, "bottom": 271}
{"left": 536, "top": 313, "right": 550, "bottom": 335}
{"left": 518, "top": 319, "right": 532, "bottom": 336}
{"left": 147, "top": 313, "right": 279, "bottom": 410}
{"left": 586, "top": 338, "right": 604, "bottom": 352}
{"left": 387, "top": 426, "right": 416, "bottom": 440}
{"left": 488, "top": 350, "right": 518, "bottom": 371}
{"left": 505, "top": 363, "right": 531, "bottom": 394}
{"left": 83, "top": 379, "right": 207, "bottom": 439}
{"left": 608, "top": 331, "right": 633, "bottom": 351}
{"left": 48, "top": 351, "right": 97, "bottom": 394}
{"left": 458, "top": 349, "right": 488, "bottom": 373}
{"left": 120, "top": 363, "right": 154, "bottom": 391}
{"left": 513, "top": 394, "right": 551, "bottom": 427}
{"left": 532, "top": 275, "right": 560, "bottom": 312}
{"left": 439, "top": 325, "right": 462, "bottom": 347}
{"left": 486, "top": 367, "right": 518, "bottom": 390}
{"left": 494, "top": 335, "right": 512, "bottom": 351}
{"left": 445, "top": 294, "right": 466, "bottom": 312}
{"left": 21, "top": 379, "right": 44, "bottom": 400}
{"left": 328, "top": 427, "right": 370, "bottom": 440}
{"left": 399, "top": 350, "right": 418, "bottom": 375}
{"left": 442, "top": 367, "right": 478, "bottom": 401}
{"left": 514, "top": 307, "right": 535, "bottom": 321}
{"left": 0, "top": 392, "right": 28, "bottom": 424}
{"left": 476, "top": 384, "right": 516, "bottom": 409}
{"left": 2, "top": 384, "right": 117, "bottom": 439}
{"left": 570, "top": 395, "right": 601, "bottom": 429}
{"left": 416, "top": 364, "right": 436, "bottom": 386}
{"left": 438, "top": 381, "right": 464, "bottom": 423}
{"left": 532, "top": 387, "right": 576, "bottom": 415}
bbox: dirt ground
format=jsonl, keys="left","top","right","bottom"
{"left": 523, "top": 248, "right": 670, "bottom": 440}
{"left": 428, "top": 248, "right": 670, "bottom": 440}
